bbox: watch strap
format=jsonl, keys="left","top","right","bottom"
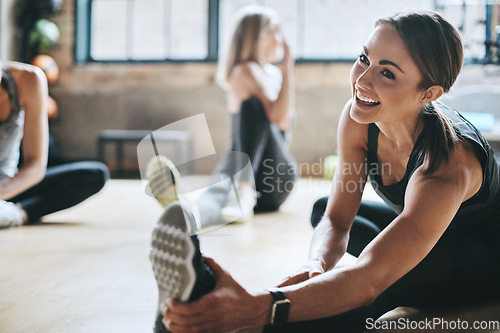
{"left": 269, "top": 289, "right": 290, "bottom": 325}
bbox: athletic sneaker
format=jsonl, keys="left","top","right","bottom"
{"left": 146, "top": 155, "right": 181, "bottom": 208}
{"left": 150, "top": 201, "right": 216, "bottom": 333}
{"left": 0, "top": 200, "right": 23, "bottom": 229}
{"left": 146, "top": 154, "right": 201, "bottom": 232}
{"left": 221, "top": 184, "right": 257, "bottom": 223}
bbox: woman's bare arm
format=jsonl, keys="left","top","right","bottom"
{"left": 278, "top": 100, "right": 369, "bottom": 289}
{"left": 229, "top": 40, "right": 294, "bottom": 131}
{"left": 163, "top": 109, "right": 483, "bottom": 332}
{"left": 307, "top": 100, "right": 369, "bottom": 272}
{"left": 270, "top": 139, "right": 483, "bottom": 323}
{"left": 0, "top": 63, "right": 48, "bottom": 200}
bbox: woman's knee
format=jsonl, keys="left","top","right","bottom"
{"left": 83, "top": 161, "right": 110, "bottom": 191}
{"left": 255, "top": 194, "right": 284, "bottom": 212}
{"left": 357, "top": 200, "right": 397, "bottom": 230}
{"left": 54, "top": 161, "right": 109, "bottom": 191}
{"left": 310, "top": 196, "right": 329, "bottom": 228}
{"left": 347, "top": 217, "right": 381, "bottom": 257}
{"left": 239, "top": 97, "right": 269, "bottom": 125}
{"left": 255, "top": 173, "right": 295, "bottom": 209}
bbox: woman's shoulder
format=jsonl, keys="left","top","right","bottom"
{"left": 410, "top": 138, "right": 484, "bottom": 205}
{"left": 338, "top": 99, "right": 369, "bottom": 151}
{"left": 4, "top": 61, "right": 46, "bottom": 97}
{"left": 340, "top": 100, "right": 368, "bottom": 132}
{"left": 450, "top": 139, "right": 483, "bottom": 175}
{"left": 5, "top": 62, "right": 46, "bottom": 89}
{"left": 3, "top": 62, "right": 48, "bottom": 113}
{"left": 229, "top": 61, "right": 266, "bottom": 84}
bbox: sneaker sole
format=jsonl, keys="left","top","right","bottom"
{"left": 150, "top": 203, "right": 196, "bottom": 303}
{"left": 146, "top": 155, "right": 181, "bottom": 208}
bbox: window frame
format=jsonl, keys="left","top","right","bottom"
{"left": 75, "top": 0, "right": 491, "bottom": 64}
{"left": 75, "top": 0, "right": 357, "bottom": 64}
{"left": 74, "top": 0, "right": 219, "bottom": 63}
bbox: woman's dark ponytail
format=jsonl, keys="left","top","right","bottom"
{"left": 419, "top": 103, "right": 459, "bottom": 174}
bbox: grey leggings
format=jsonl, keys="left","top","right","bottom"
{"left": 231, "top": 97, "right": 297, "bottom": 211}
{"left": 263, "top": 198, "right": 500, "bottom": 332}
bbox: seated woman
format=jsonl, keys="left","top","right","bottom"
{"left": 0, "top": 60, "right": 108, "bottom": 229}
{"left": 145, "top": 5, "right": 297, "bottom": 228}
{"left": 155, "top": 10, "right": 500, "bottom": 333}
{"left": 216, "top": 5, "right": 297, "bottom": 213}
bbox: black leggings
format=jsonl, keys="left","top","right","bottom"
{"left": 233, "top": 97, "right": 297, "bottom": 211}
{"left": 311, "top": 198, "right": 397, "bottom": 257}
{"left": 264, "top": 197, "right": 500, "bottom": 332}
{"left": 10, "top": 161, "right": 109, "bottom": 221}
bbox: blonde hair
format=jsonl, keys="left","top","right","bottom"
{"left": 216, "top": 5, "right": 279, "bottom": 90}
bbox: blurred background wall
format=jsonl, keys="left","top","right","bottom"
{"left": 2, "top": 0, "right": 500, "bottom": 176}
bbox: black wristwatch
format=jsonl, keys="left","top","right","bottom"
{"left": 268, "top": 289, "right": 291, "bottom": 325}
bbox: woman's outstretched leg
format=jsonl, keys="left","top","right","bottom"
{"left": 10, "top": 161, "right": 109, "bottom": 221}
{"left": 196, "top": 151, "right": 256, "bottom": 226}
{"left": 264, "top": 228, "right": 500, "bottom": 332}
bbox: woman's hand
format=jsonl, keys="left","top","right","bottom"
{"left": 161, "top": 257, "right": 263, "bottom": 333}
{"left": 276, "top": 260, "right": 325, "bottom": 288}
{"left": 277, "top": 28, "right": 294, "bottom": 72}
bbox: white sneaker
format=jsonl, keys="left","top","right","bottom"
{"left": 221, "top": 184, "right": 257, "bottom": 223}
{"left": 150, "top": 201, "right": 216, "bottom": 333}
{"left": 150, "top": 202, "right": 197, "bottom": 303}
{"left": 0, "top": 201, "right": 23, "bottom": 229}
{"left": 145, "top": 155, "right": 181, "bottom": 208}
{"left": 146, "top": 154, "right": 201, "bottom": 233}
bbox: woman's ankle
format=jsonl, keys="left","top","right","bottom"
{"left": 16, "top": 204, "right": 29, "bottom": 224}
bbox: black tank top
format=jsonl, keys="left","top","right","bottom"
{"left": 367, "top": 102, "right": 500, "bottom": 229}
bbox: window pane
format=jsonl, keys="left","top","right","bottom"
{"left": 85, "top": 0, "right": 488, "bottom": 63}
{"left": 302, "top": 0, "right": 338, "bottom": 58}
{"left": 219, "top": 0, "right": 298, "bottom": 59}
{"left": 219, "top": 0, "right": 259, "bottom": 48}
{"left": 303, "top": 0, "right": 435, "bottom": 59}
{"left": 90, "top": 0, "right": 208, "bottom": 61}
{"left": 219, "top": 0, "right": 437, "bottom": 61}
{"left": 169, "top": 0, "right": 208, "bottom": 59}
{"left": 91, "top": 0, "right": 128, "bottom": 60}
{"left": 438, "top": 2, "right": 487, "bottom": 60}
{"left": 131, "top": 0, "right": 166, "bottom": 60}
{"left": 265, "top": 0, "right": 299, "bottom": 60}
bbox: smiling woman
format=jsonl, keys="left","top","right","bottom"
{"left": 156, "top": 10, "right": 500, "bottom": 333}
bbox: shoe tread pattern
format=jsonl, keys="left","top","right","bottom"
{"left": 150, "top": 207, "right": 195, "bottom": 302}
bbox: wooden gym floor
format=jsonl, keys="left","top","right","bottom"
{"left": 0, "top": 178, "right": 499, "bottom": 333}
